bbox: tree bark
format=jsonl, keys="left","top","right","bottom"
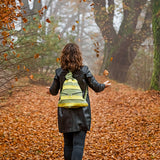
{"left": 93, "top": 0, "right": 152, "bottom": 82}
{"left": 150, "top": 0, "right": 160, "bottom": 90}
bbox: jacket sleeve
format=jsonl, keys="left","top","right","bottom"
{"left": 49, "top": 69, "right": 60, "bottom": 95}
{"left": 85, "top": 66, "right": 105, "bottom": 92}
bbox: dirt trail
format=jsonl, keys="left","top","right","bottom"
{"left": 0, "top": 77, "right": 160, "bottom": 159}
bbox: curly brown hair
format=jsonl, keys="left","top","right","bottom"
{"left": 60, "top": 43, "right": 83, "bottom": 72}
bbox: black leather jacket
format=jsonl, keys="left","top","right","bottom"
{"left": 50, "top": 66, "right": 105, "bottom": 133}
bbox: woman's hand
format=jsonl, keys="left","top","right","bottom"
{"left": 104, "top": 80, "right": 111, "bottom": 88}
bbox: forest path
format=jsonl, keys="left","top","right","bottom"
{"left": 0, "top": 76, "right": 160, "bottom": 159}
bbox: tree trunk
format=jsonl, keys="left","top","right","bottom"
{"left": 109, "top": 52, "right": 131, "bottom": 82}
{"left": 93, "top": 0, "right": 152, "bottom": 82}
{"left": 99, "top": 42, "right": 108, "bottom": 74}
{"left": 150, "top": 0, "right": 160, "bottom": 90}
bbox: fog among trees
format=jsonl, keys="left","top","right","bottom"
{"left": 1, "top": 0, "right": 159, "bottom": 95}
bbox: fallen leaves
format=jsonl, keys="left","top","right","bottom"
{"left": 29, "top": 75, "right": 34, "bottom": 79}
{"left": 58, "top": 35, "right": 61, "bottom": 40}
{"left": 38, "top": 24, "right": 42, "bottom": 29}
{"left": 103, "top": 69, "right": 109, "bottom": 76}
{"left": 1, "top": 31, "right": 9, "bottom": 37}
{"left": 0, "top": 85, "right": 63, "bottom": 159}
{"left": 34, "top": 53, "right": 39, "bottom": 59}
{"left": 16, "top": 54, "right": 20, "bottom": 58}
{"left": 22, "top": 17, "right": 28, "bottom": 23}
{"left": 20, "top": 2, "right": 24, "bottom": 6}
{"left": 3, "top": 53, "right": 8, "bottom": 58}
{"left": 72, "top": 25, "right": 75, "bottom": 31}
{"left": 56, "top": 57, "right": 60, "bottom": 62}
{"left": 90, "top": 3, "right": 94, "bottom": 7}
{"left": 15, "top": 77, "right": 18, "bottom": 81}
{"left": 46, "top": 18, "right": 51, "bottom": 23}
{"left": 17, "top": 65, "right": 20, "bottom": 70}
{"left": 0, "top": 77, "right": 160, "bottom": 159}
{"left": 93, "top": 42, "right": 100, "bottom": 57}
{"left": 2, "top": 39, "right": 7, "bottom": 46}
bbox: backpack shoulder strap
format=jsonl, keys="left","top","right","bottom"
{"left": 84, "top": 87, "right": 88, "bottom": 99}
{"left": 65, "top": 71, "right": 73, "bottom": 80}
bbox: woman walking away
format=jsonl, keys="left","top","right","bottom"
{"left": 48, "top": 43, "right": 111, "bottom": 160}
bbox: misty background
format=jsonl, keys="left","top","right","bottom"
{"left": 0, "top": 0, "right": 154, "bottom": 95}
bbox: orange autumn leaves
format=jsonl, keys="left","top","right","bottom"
{"left": 0, "top": 0, "right": 27, "bottom": 30}
{"left": 46, "top": 18, "right": 51, "bottom": 23}
{"left": 1, "top": 1, "right": 48, "bottom": 84}
{"left": 38, "top": 5, "right": 48, "bottom": 16}
{"left": 12, "top": 53, "right": 39, "bottom": 82}
{"left": 38, "top": 18, "right": 51, "bottom": 29}
{"left": 1, "top": 79, "right": 160, "bottom": 159}
{"left": 1, "top": 1, "right": 49, "bottom": 33}
{"left": 3, "top": 51, "right": 20, "bottom": 61}
{"left": 14, "top": 66, "right": 32, "bottom": 82}
{"left": 0, "top": 1, "right": 17, "bottom": 29}
{"left": 93, "top": 41, "right": 113, "bottom": 61}
{"left": 71, "top": 1, "right": 94, "bottom": 31}
{"left": 1, "top": 31, "right": 10, "bottom": 47}
{"left": 1, "top": 31, "right": 9, "bottom": 37}
{"left": 103, "top": 69, "right": 109, "bottom": 76}
{"left": 79, "top": 0, "right": 87, "bottom": 2}
{"left": 1, "top": 1, "right": 49, "bottom": 50}
{"left": 93, "top": 42, "right": 100, "bottom": 57}
{"left": 72, "top": 25, "right": 76, "bottom": 31}
{"left": 34, "top": 53, "right": 39, "bottom": 59}
{"left": 38, "top": 24, "right": 42, "bottom": 29}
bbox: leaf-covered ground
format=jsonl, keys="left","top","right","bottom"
{"left": 0, "top": 76, "right": 160, "bottom": 159}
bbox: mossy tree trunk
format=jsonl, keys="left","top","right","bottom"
{"left": 150, "top": 0, "right": 160, "bottom": 90}
{"left": 93, "top": 0, "right": 152, "bottom": 83}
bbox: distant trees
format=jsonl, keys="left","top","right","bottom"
{"left": 93, "top": 0, "right": 152, "bottom": 82}
{"left": 49, "top": 0, "right": 104, "bottom": 72}
{"left": 1, "top": 0, "right": 158, "bottom": 93}
{"left": 13, "top": 16, "right": 66, "bottom": 83}
{"left": 0, "top": 0, "right": 66, "bottom": 95}
{"left": 0, "top": 0, "right": 24, "bottom": 94}
{"left": 150, "top": 0, "right": 160, "bottom": 90}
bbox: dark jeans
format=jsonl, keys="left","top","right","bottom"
{"left": 63, "top": 131, "right": 86, "bottom": 160}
